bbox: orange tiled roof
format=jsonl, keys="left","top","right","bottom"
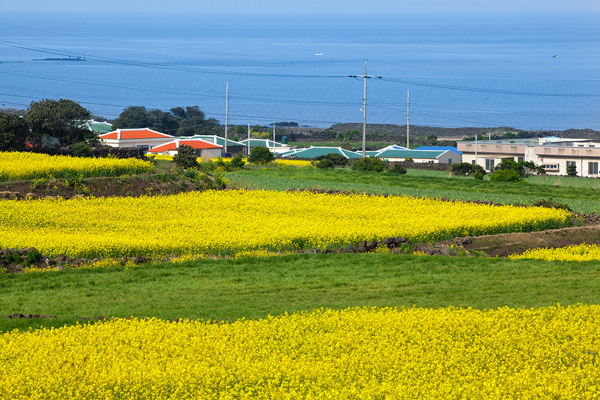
{"left": 100, "top": 128, "right": 174, "bottom": 140}
{"left": 147, "top": 139, "right": 222, "bottom": 153}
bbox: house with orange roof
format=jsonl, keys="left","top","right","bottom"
{"left": 147, "top": 139, "right": 223, "bottom": 158}
{"left": 99, "top": 128, "right": 175, "bottom": 151}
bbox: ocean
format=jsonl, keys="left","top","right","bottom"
{"left": 0, "top": 12, "right": 599, "bottom": 130}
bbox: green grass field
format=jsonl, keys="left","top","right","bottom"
{"left": 227, "top": 167, "right": 600, "bottom": 214}
{"left": 2, "top": 253, "right": 599, "bottom": 332}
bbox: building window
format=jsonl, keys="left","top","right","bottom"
{"left": 136, "top": 145, "right": 149, "bottom": 151}
{"left": 588, "top": 162, "right": 598, "bottom": 175}
{"left": 485, "top": 159, "right": 495, "bottom": 170}
{"left": 471, "top": 160, "right": 476, "bottom": 165}
{"left": 542, "top": 164, "right": 559, "bottom": 170}
{"left": 448, "top": 159, "right": 452, "bottom": 164}
{"left": 517, "top": 157, "right": 524, "bottom": 162}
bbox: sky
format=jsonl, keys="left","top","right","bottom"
{"left": 3, "top": 0, "right": 599, "bottom": 14}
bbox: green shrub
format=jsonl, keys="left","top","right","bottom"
{"left": 474, "top": 172, "right": 484, "bottom": 180}
{"left": 6, "top": 251, "right": 20, "bottom": 263}
{"left": 72, "top": 142, "right": 93, "bottom": 158}
{"left": 173, "top": 145, "right": 199, "bottom": 169}
{"left": 451, "top": 162, "right": 486, "bottom": 176}
{"left": 213, "top": 157, "right": 231, "bottom": 171}
{"left": 387, "top": 163, "right": 407, "bottom": 174}
{"left": 340, "top": 140, "right": 353, "bottom": 150}
{"left": 26, "top": 249, "right": 41, "bottom": 265}
{"left": 231, "top": 153, "right": 246, "bottom": 168}
{"left": 489, "top": 169, "right": 522, "bottom": 182}
{"left": 315, "top": 153, "right": 348, "bottom": 168}
{"left": 352, "top": 157, "right": 386, "bottom": 172}
{"left": 404, "top": 157, "right": 414, "bottom": 163}
{"left": 316, "top": 159, "right": 336, "bottom": 169}
{"left": 567, "top": 164, "right": 577, "bottom": 176}
{"left": 533, "top": 198, "right": 572, "bottom": 211}
{"left": 248, "top": 147, "right": 275, "bottom": 164}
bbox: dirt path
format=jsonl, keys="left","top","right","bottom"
{"left": 453, "top": 225, "right": 600, "bottom": 257}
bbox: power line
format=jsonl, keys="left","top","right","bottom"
{"left": 0, "top": 40, "right": 349, "bottom": 79}
{"left": 381, "top": 77, "right": 600, "bottom": 98}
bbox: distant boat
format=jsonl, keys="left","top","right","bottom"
{"left": 315, "top": 53, "right": 323, "bottom": 56}
{"left": 553, "top": 55, "right": 558, "bottom": 58}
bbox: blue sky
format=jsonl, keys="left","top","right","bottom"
{"left": 4, "top": 0, "right": 600, "bottom": 13}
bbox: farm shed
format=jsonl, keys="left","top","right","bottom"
{"left": 239, "top": 139, "right": 291, "bottom": 154}
{"left": 414, "top": 146, "right": 462, "bottom": 157}
{"left": 283, "top": 147, "right": 363, "bottom": 159}
{"left": 376, "top": 149, "right": 455, "bottom": 164}
{"left": 147, "top": 139, "right": 222, "bottom": 158}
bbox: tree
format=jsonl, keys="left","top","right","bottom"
{"left": 112, "top": 106, "right": 149, "bottom": 130}
{"left": 112, "top": 106, "right": 178, "bottom": 134}
{"left": 567, "top": 163, "right": 577, "bottom": 177}
{"left": 171, "top": 106, "right": 221, "bottom": 137}
{"left": 427, "top": 134, "right": 438, "bottom": 145}
{"left": 0, "top": 113, "right": 29, "bottom": 151}
{"left": 450, "top": 162, "right": 485, "bottom": 176}
{"left": 248, "top": 147, "right": 275, "bottom": 164}
{"left": 173, "top": 144, "right": 199, "bottom": 169}
{"left": 25, "top": 99, "right": 94, "bottom": 147}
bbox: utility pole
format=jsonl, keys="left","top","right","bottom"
{"left": 475, "top": 134, "right": 478, "bottom": 166}
{"left": 349, "top": 60, "right": 381, "bottom": 158}
{"left": 406, "top": 89, "right": 410, "bottom": 149}
{"left": 224, "top": 81, "right": 229, "bottom": 155}
{"left": 247, "top": 122, "right": 251, "bottom": 156}
{"left": 273, "top": 123, "right": 276, "bottom": 152}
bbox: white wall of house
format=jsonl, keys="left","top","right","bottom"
{"left": 160, "top": 148, "right": 222, "bottom": 158}
{"left": 382, "top": 151, "right": 456, "bottom": 164}
{"left": 101, "top": 138, "right": 173, "bottom": 149}
{"left": 461, "top": 153, "right": 525, "bottom": 171}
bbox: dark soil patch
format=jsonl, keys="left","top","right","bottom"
{"left": 0, "top": 173, "right": 218, "bottom": 200}
{"left": 453, "top": 225, "right": 600, "bottom": 257}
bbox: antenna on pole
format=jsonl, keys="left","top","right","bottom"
{"left": 224, "top": 81, "right": 229, "bottom": 155}
{"left": 406, "top": 89, "right": 410, "bottom": 149}
{"left": 349, "top": 60, "right": 381, "bottom": 158}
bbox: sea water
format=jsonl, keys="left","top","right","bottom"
{"left": 0, "top": 12, "right": 599, "bottom": 130}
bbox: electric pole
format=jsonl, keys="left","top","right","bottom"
{"left": 247, "top": 122, "right": 251, "bottom": 156}
{"left": 406, "top": 90, "right": 410, "bottom": 149}
{"left": 224, "top": 81, "right": 229, "bottom": 154}
{"left": 273, "top": 123, "right": 276, "bottom": 152}
{"left": 349, "top": 60, "right": 381, "bottom": 158}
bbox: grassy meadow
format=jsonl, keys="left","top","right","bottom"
{"left": 2, "top": 253, "right": 600, "bottom": 332}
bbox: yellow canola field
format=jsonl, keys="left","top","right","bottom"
{"left": 0, "top": 152, "right": 154, "bottom": 181}
{"left": 0, "top": 190, "right": 570, "bottom": 258}
{"left": 1, "top": 306, "right": 599, "bottom": 399}
{"left": 510, "top": 243, "right": 600, "bottom": 261}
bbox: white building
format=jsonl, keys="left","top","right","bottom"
{"left": 147, "top": 139, "right": 223, "bottom": 158}
{"left": 375, "top": 149, "right": 456, "bottom": 164}
{"left": 457, "top": 138, "right": 600, "bottom": 176}
{"left": 99, "top": 128, "right": 175, "bottom": 151}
